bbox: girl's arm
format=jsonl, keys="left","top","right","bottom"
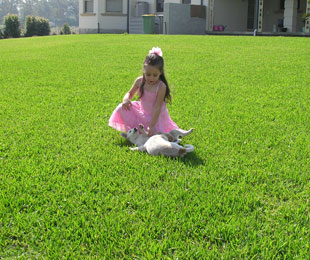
{"left": 122, "top": 77, "right": 142, "bottom": 110}
{"left": 148, "top": 83, "right": 166, "bottom": 136}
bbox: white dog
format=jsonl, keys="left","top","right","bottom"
{"left": 121, "top": 124, "right": 194, "bottom": 157}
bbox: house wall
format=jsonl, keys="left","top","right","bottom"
{"left": 79, "top": 0, "right": 99, "bottom": 33}
{"left": 97, "top": 16, "right": 127, "bottom": 33}
{"left": 79, "top": 0, "right": 128, "bottom": 33}
{"left": 98, "top": 0, "right": 127, "bottom": 33}
{"left": 165, "top": 0, "right": 206, "bottom": 4}
{"left": 129, "top": 0, "right": 184, "bottom": 17}
{"left": 79, "top": 15, "right": 98, "bottom": 33}
{"left": 166, "top": 0, "right": 183, "bottom": 4}
{"left": 164, "top": 0, "right": 209, "bottom": 32}
{"left": 214, "top": 0, "right": 248, "bottom": 32}
{"left": 191, "top": 0, "right": 202, "bottom": 5}
{"left": 130, "top": 0, "right": 155, "bottom": 16}
{"left": 98, "top": 0, "right": 128, "bottom": 13}
{"left": 164, "top": 3, "right": 206, "bottom": 34}
{"left": 80, "top": 0, "right": 309, "bottom": 34}
{"left": 129, "top": 0, "right": 205, "bottom": 16}
{"left": 165, "top": 0, "right": 206, "bottom": 6}
{"left": 80, "top": 0, "right": 210, "bottom": 34}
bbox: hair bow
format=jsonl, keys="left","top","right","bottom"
{"left": 149, "top": 47, "right": 163, "bottom": 57}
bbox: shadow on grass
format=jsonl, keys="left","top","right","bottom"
{"left": 115, "top": 138, "right": 132, "bottom": 147}
{"left": 177, "top": 151, "right": 204, "bottom": 166}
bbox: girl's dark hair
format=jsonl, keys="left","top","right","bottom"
{"left": 139, "top": 53, "right": 171, "bottom": 103}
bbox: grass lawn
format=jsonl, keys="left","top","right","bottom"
{"left": 0, "top": 34, "right": 309, "bottom": 259}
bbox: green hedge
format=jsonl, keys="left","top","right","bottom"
{"left": 25, "top": 15, "right": 50, "bottom": 37}
{"left": 3, "top": 14, "right": 21, "bottom": 38}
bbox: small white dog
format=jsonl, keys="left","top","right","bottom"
{"left": 121, "top": 124, "right": 194, "bottom": 157}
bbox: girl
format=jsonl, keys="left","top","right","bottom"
{"left": 108, "top": 47, "right": 178, "bottom": 136}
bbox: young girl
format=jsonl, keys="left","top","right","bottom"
{"left": 108, "top": 47, "right": 178, "bottom": 136}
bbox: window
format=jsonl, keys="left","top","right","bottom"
{"left": 183, "top": 0, "right": 191, "bottom": 4}
{"left": 156, "top": 0, "right": 164, "bottom": 12}
{"left": 247, "top": 0, "right": 255, "bottom": 29}
{"left": 106, "top": 0, "right": 122, "bottom": 12}
{"left": 85, "top": 0, "right": 93, "bottom": 13}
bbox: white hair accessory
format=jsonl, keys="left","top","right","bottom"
{"left": 149, "top": 47, "right": 163, "bottom": 57}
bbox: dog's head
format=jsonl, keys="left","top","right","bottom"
{"left": 121, "top": 127, "right": 140, "bottom": 144}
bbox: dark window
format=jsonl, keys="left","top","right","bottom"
{"left": 247, "top": 0, "right": 255, "bottom": 29}
{"left": 156, "top": 0, "right": 164, "bottom": 12}
{"left": 106, "top": 0, "right": 122, "bottom": 12}
{"left": 183, "top": 0, "right": 191, "bottom": 4}
{"left": 85, "top": 0, "right": 93, "bottom": 13}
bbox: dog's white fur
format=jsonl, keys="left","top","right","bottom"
{"left": 121, "top": 124, "right": 194, "bottom": 157}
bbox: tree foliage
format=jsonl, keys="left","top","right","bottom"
{"left": 0, "top": 0, "right": 78, "bottom": 27}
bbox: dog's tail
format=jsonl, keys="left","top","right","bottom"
{"left": 169, "top": 128, "right": 194, "bottom": 141}
{"left": 184, "top": 144, "right": 194, "bottom": 153}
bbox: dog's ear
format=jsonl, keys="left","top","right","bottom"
{"left": 167, "top": 134, "right": 174, "bottom": 142}
{"left": 121, "top": 133, "right": 127, "bottom": 139}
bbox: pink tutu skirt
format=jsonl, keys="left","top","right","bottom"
{"left": 109, "top": 88, "right": 178, "bottom": 133}
{"left": 108, "top": 101, "right": 178, "bottom": 133}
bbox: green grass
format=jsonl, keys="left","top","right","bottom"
{"left": 0, "top": 34, "right": 309, "bottom": 259}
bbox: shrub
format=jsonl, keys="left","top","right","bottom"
{"left": 25, "top": 16, "right": 36, "bottom": 37}
{"left": 36, "top": 17, "right": 50, "bottom": 36}
{"left": 3, "top": 14, "right": 21, "bottom": 38}
{"left": 62, "top": 23, "right": 71, "bottom": 35}
{"left": 25, "top": 16, "right": 50, "bottom": 37}
{"left": 0, "top": 28, "right": 4, "bottom": 39}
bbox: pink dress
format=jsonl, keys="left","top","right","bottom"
{"left": 108, "top": 80, "right": 178, "bottom": 133}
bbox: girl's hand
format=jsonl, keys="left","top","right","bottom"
{"left": 147, "top": 126, "right": 156, "bottom": 136}
{"left": 122, "top": 100, "right": 132, "bottom": 111}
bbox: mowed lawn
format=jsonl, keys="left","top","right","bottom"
{"left": 0, "top": 34, "right": 309, "bottom": 259}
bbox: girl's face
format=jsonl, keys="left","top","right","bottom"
{"left": 144, "top": 65, "right": 161, "bottom": 85}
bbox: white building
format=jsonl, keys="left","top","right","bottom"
{"left": 79, "top": 0, "right": 310, "bottom": 34}
{"left": 210, "top": 0, "right": 310, "bottom": 34}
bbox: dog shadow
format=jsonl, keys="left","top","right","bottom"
{"left": 115, "top": 138, "right": 133, "bottom": 147}
{"left": 169, "top": 151, "right": 204, "bottom": 166}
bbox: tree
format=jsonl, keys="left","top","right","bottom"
{"left": 0, "top": 0, "right": 19, "bottom": 23}
{"left": 0, "top": 0, "right": 79, "bottom": 28}
{"left": 49, "top": 0, "right": 78, "bottom": 27}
